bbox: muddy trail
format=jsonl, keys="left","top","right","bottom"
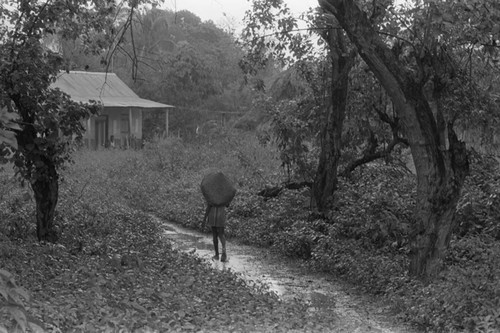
{"left": 160, "top": 217, "right": 420, "bottom": 333}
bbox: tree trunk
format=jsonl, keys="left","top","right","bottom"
{"left": 13, "top": 92, "right": 60, "bottom": 243}
{"left": 32, "top": 159, "right": 59, "bottom": 242}
{"left": 313, "top": 105, "right": 342, "bottom": 211}
{"left": 319, "top": 0, "right": 469, "bottom": 280}
{"left": 313, "top": 66, "right": 348, "bottom": 211}
{"left": 409, "top": 126, "right": 468, "bottom": 277}
{"left": 313, "top": 29, "right": 354, "bottom": 212}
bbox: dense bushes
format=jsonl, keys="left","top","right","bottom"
{"left": 0, "top": 169, "right": 36, "bottom": 241}
{"left": 310, "top": 158, "right": 499, "bottom": 332}
{"left": 394, "top": 236, "right": 500, "bottom": 332}
{"left": 456, "top": 152, "right": 500, "bottom": 239}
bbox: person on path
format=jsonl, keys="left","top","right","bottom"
{"left": 203, "top": 204, "right": 227, "bottom": 262}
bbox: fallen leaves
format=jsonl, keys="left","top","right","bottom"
{"left": 1, "top": 201, "right": 339, "bottom": 332}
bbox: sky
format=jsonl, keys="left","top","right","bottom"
{"left": 163, "top": 0, "right": 319, "bottom": 30}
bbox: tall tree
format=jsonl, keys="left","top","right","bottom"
{"left": 318, "top": 0, "right": 499, "bottom": 279}
{"left": 110, "top": 8, "right": 245, "bottom": 137}
{"left": 241, "top": 0, "right": 356, "bottom": 211}
{"left": 113, "top": 8, "right": 243, "bottom": 105}
{"left": 312, "top": 19, "right": 355, "bottom": 211}
{"left": 0, "top": 0, "right": 145, "bottom": 241}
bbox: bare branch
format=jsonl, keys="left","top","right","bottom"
{"left": 104, "top": 4, "right": 137, "bottom": 75}
{"left": 340, "top": 132, "right": 408, "bottom": 176}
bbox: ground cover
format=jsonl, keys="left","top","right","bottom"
{"left": 2, "top": 131, "right": 499, "bottom": 332}
{"left": 0, "top": 145, "right": 339, "bottom": 332}
{"left": 102, "top": 133, "right": 499, "bottom": 333}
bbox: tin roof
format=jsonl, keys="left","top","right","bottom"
{"left": 52, "top": 71, "right": 173, "bottom": 109}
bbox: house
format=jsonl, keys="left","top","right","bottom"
{"left": 52, "top": 71, "right": 173, "bottom": 149}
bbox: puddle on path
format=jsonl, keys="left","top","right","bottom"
{"left": 160, "top": 218, "right": 420, "bottom": 333}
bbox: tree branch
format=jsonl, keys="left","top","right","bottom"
{"left": 372, "top": 103, "right": 408, "bottom": 145}
{"left": 104, "top": 4, "right": 137, "bottom": 75}
{"left": 340, "top": 130, "right": 408, "bottom": 176}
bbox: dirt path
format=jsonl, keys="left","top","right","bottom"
{"left": 160, "top": 218, "right": 420, "bottom": 333}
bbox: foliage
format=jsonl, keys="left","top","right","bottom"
{"left": 383, "top": 0, "right": 500, "bottom": 128}
{"left": 456, "top": 152, "right": 500, "bottom": 239}
{"left": 398, "top": 236, "right": 500, "bottom": 332}
{"left": 0, "top": 140, "right": 346, "bottom": 332}
{"left": 228, "top": 188, "right": 311, "bottom": 249}
{"left": 250, "top": 59, "right": 345, "bottom": 183}
{"left": 106, "top": 131, "right": 499, "bottom": 332}
{"left": 0, "top": 0, "right": 111, "bottom": 171}
{"left": 319, "top": 0, "right": 498, "bottom": 280}
{"left": 270, "top": 98, "right": 318, "bottom": 182}
{"left": 0, "top": 0, "right": 142, "bottom": 241}
{"left": 2, "top": 127, "right": 500, "bottom": 331}
{"left": 298, "top": 162, "right": 416, "bottom": 297}
{"left": 6, "top": 91, "right": 99, "bottom": 182}
{"left": 87, "top": 130, "right": 282, "bottom": 229}
{"left": 2, "top": 0, "right": 500, "bottom": 330}
{"left": 241, "top": 2, "right": 409, "bottom": 213}
{"left": 104, "top": 7, "right": 250, "bottom": 138}
{"left": 0, "top": 269, "right": 44, "bottom": 333}
{"left": 328, "top": 163, "right": 415, "bottom": 248}
{"left": 303, "top": 160, "right": 499, "bottom": 332}
{"left": 240, "top": 0, "right": 316, "bottom": 72}
{"left": 239, "top": 1, "right": 329, "bottom": 190}
{"left": 0, "top": 108, "right": 20, "bottom": 151}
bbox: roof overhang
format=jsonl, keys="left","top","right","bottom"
{"left": 51, "top": 71, "right": 174, "bottom": 109}
{"left": 70, "top": 96, "right": 174, "bottom": 109}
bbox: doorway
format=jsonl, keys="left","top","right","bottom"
{"left": 95, "top": 115, "right": 108, "bottom": 149}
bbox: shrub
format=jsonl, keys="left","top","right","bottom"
{"left": 228, "top": 188, "right": 310, "bottom": 248}
{"left": 456, "top": 152, "right": 500, "bottom": 239}
{"left": 303, "top": 159, "right": 500, "bottom": 332}
{"left": 272, "top": 219, "right": 320, "bottom": 259}
{"left": 311, "top": 233, "right": 408, "bottom": 294}
{"left": 398, "top": 236, "right": 500, "bottom": 332}
{"left": 327, "top": 162, "right": 415, "bottom": 250}
{"left": 0, "top": 169, "right": 36, "bottom": 240}
{"left": 0, "top": 269, "right": 43, "bottom": 332}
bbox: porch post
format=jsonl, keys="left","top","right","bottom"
{"left": 165, "top": 108, "right": 169, "bottom": 138}
{"left": 87, "top": 118, "right": 91, "bottom": 149}
{"left": 128, "top": 107, "right": 132, "bottom": 148}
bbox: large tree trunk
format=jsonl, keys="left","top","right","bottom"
{"left": 313, "top": 29, "right": 354, "bottom": 212}
{"left": 313, "top": 105, "right": 342, "bottom": 211}
{"left": 319, "top": 0, "right": 469, "bottom": 280}
{"left": 409, "top": 126, "right": 468, "bottom": 277}
{"left": 313, "top": 61, "right": 349, "bottom": 211}
{"left": 32, "top": 159, "right": 59, "bottom": 242}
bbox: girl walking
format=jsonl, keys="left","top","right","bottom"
{"left": 204, "top": 204, "right": 227, "bottom": 262}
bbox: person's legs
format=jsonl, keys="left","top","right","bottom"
{"left": 211, "top": 227, "right": 219, "bottom": 260}
{"left": 217, "top": 227, "right": 227, "bottom": 262}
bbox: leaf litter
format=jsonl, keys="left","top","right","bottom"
{"left": 1, "top": 202, "right": 339, "bottom": 332}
